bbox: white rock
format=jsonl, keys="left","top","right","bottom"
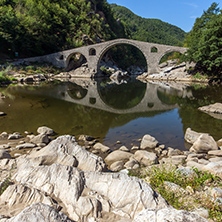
{"left": 134, "top": 150, "right": 158, "bottom": 166}
{"left": 37, "top": 126, "right": 54, "bottom": 135}
{"left": 104, "top": 150, "right": 133, "bottom": 165}
{"left": 93, "top": 143, "right": 110, "bottom": 153}
{"left": 30, "top": 133, "right": 49, "bottom": 144}
{"left": 133, "top": 208, "right": 208, "bottom": 222}
{"left": 140, "top": 134, "right": 158, "bottom": 149}
{"left": 16, "top": 143, "right": 36, "bottom": 149}
{"left": 110, "top": 161, "right": 124, "bottom": 172}
{"left": 119, "top": 146, "right": 130, "bottom": 152}
{"left": 184, "top": 128, "right": 207, "bottom": 144}
{"left": 190, "top": 134, "right": 218, "bottom": 153}
{"left": 2, "top": 203, "right": 73, "bottom": 222}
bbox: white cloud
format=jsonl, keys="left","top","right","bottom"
{"left": 190, "top": 15, "right": 197, "bottom": 19}
{"left": 183, "top": 2, "right": 199, "bottom": 8}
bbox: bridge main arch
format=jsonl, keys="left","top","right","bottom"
{"left": 96, "top": 39, "right": 149, "bottom": 74}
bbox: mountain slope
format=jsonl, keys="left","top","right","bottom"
{"left": 110, "top": 4, "right": 186, "bottom": 46}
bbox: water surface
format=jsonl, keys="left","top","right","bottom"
{"left": 0, "top": 78, "right": 222, "bottom": 150}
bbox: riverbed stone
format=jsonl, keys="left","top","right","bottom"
{"left": 198, "top": 103, "right": 222, "bottom": 114}
{"left": 167, "top": 147, "right": 183, "bottom": 156}
{"left": 78, "top": 135, "right": 95, "bottom": 142}
{"left": 37, "top": 126, "right": 54, "bottom": 135}
{"left": 93, "top": 143, "right": 110, "bottom": 153}
{"left": 0, "top": 132, "right": 8, "bottom": 138}
{"left": 110, "top": 161, "right": 124, "bottom": 172}
{"left": 8, "top": 132, "right": 22, "bottom": 140}
{"left": 0, "top": 112, "right": 6, "bottom": 116}
{"left": 0, "top": 144, "right": 10, "bottom": 149}
{"left": 16, "top": 143, "right": 36, "bottom": 150}
{"left": 184, "top": 128, "right": 207, "bottom": 144}
{"left": 104, "top": 150, "right": 133, "bottom": 165}
{"left": 134, "top": 150, "right": 158, "bottom": 166}
{"left": 124, "top": 159, "right": 139, "bottom": 169}
{"left": 119, "top": 146, "right": 130, "bottom": 152}
{"left": 30, "top": 133, "right": 49, "bottom": 144}
{"left": 190, "top": 134, "right": 218, "bottom": 153}
{"left": 140, "top": 134, "right": 159, "bottom": 149}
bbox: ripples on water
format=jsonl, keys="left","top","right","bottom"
{"left": 0, "top": 78, "right": 222, "bottom": 151}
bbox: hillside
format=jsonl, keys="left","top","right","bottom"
{"left": 0, "top": 0, "right": 186, "bottom": 59}
{"left": 110, "top": 4, "right": 186, "bottom": 46}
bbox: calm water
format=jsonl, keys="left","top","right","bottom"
{"left": 0, "top": 78, "right": 222, "bottom": 150}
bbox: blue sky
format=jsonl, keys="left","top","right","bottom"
{"left": 107, "top": 0, "right": 220, "bottom": 32}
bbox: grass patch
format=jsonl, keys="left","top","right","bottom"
{"left": 129, "top": 165, "right": 222, "bottom": 221}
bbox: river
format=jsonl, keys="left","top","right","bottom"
{"left": 0, "top": 78, "right": 222, "bottom": 151}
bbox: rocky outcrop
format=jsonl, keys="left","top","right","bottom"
{"left": 133, "top": 208, "right": 208, "bottom": 222}
{"left": 27, "top": 135, "right": 106, "bottom": 172}
{"left": 0, "top": 203, "right": 74, "bottom": 222}
{"left": 198, "top": 103, "right": 222, "bottom": 120}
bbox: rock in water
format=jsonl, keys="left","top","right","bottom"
{"left": 190, "top": 134, "right": 218, "bottom": 153}
{"left": 140, "top": 134, "right": 158, "bottom": 149}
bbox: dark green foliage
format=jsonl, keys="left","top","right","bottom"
{"left": 0, "top": 0, "right": 127, "bottom": 57}
{"left": 110, "top": 4, "right": 186, "bottom": 46}
{"left": 184, "top": 2, "right": 222, "bottom": 76}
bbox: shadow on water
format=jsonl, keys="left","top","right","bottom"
{"left": 0, "top": 78, "right": 222, "bottom": 150}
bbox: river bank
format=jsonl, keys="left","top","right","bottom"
{"left": 1, "top": 101, "right": 222, "bottom": 222}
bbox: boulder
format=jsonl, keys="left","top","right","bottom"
{"left": 37, "top": 126, "right": 54, "bottom": 135}
{"left": 198, "top": 103, "right": 222, "bottom": 114}
{"left": 190, "top": 134, "right": 218, "bottom": 153}
{"left": 93, "top": 143, "right": 110, "bottom": 153}
{"left": 124, "top": 159, "right": 139, "bottom": 169}
{"left": 119, "top": 146, "right": 130, "bottom": 152}
{"left": 8, "top": 132, "right": 22, "bottom": 140}
{"left": 84, "top": 171, "right": 169, "bottom": 219}
{"left": 30, "top": 133, "right": 49, "bottom": 144}
{"left": 104, "top": 150, "right": 133, "bottom": 165}
{"left": 184, "top": 128, "right": 209, "bottom": 144}
{"left": 14, "top": 164, "right": 85, "bottom": 220}
{"left": 1, "top": 203, "right": 74, "bottom": 222}
{"left": 133, "top": 208, "right": 208, "bottom": 222}
{"left": 28, "top": 135, "right": 106, "bottom": 172}
{"left": 78, "top": 135, "right": 95, "bottom": 142}
{"left": 140, "top": 134, "right": 158, "bottom": 149}
{"left": 110, "top": 161, "right": 124, "bottom": 172}
{"left": 134, "top": 150, "right": 158, "bottom": 166}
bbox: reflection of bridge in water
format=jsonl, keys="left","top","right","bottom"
{"left": 53, "top": 79, "right": 193, "bottom": 114}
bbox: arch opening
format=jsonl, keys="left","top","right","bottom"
{"left": 159, "top": 50, "right": 183, "bottom": 70}
{"left": 89, "top": 48, "right": 96, "bottom": 56}
{"left": 98, "top": 43, "right": 147, "bottom": 77}
{"left": 151, "top": 47, "right": 158, "bottom": 53}
{"left": 66, "top": 52, "right": 88, "bottom": 71}
{"left": 67, "top": 82, "right": 88, "bottom": 100}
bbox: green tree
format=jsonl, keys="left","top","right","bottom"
{"left": 185, "top": 2, "right": 222, "bottom": 75}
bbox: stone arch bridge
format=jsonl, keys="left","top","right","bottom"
{"left": 22, "top": 38, "right": 188, "bottom": 75}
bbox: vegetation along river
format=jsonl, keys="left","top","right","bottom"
{"left": 0, "top": 77, "right": 222, "bottom": 151}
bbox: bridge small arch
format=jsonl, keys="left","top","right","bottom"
{"left": 158, "top": 49, "right": 185, "bottom": 65}
{"left": 89, "top": 48, "right": 96, "bottom": 56}
{"left": 151, "top": 47, "right": 158, "bottom": 53}
{"left": 66, "top": 52, "right": 88, "bottom": 71}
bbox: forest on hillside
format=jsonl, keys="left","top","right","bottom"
{"left": 110, "top": 4, "right": 185, "bottom": 46}
{"left": 0, "top": 0, "right": 185, "bottom": 58}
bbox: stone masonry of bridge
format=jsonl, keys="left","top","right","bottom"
{"left": 21, "top": 39, "right": 188, "bottom": 75}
